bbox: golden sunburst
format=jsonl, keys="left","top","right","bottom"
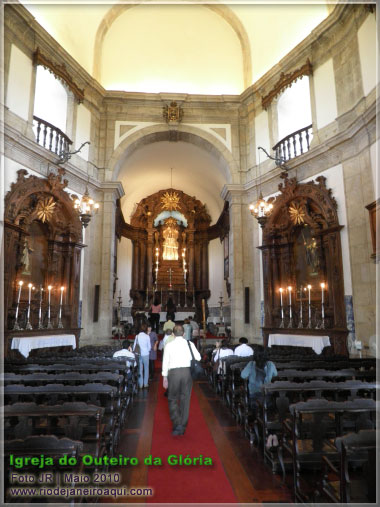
{"left": 36, "top": 196, "right": 56, "bottom": 223}
{"left": 160, "top": 191, "right": 180, "bottom": 211}
{"left": 288, "top": 202, "right": 305, "bottom": 225}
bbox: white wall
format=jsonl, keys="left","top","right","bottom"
{"left": 75, "top": 104, "right": 92, "bottom": 161}
{"left": 33, "top": 66, "right": 68, "bottom": 133}
{"left": 370, "top": 140, "right": 378, "bottom": 194}
{"left": 4, "top": 158, "right": 42, "bottom": 194}
{"left": 357, "top": 14, "right": 378, "bottom": 97}
{"left": 6, "top": 44, "right": 33, "bottom": 121}
{"left": 117, "top": 237, "right": 133, "bottom": 306}
{"left": 313, "top": 58, "right": 338, "bottom": 129}
{"left": 208, "top": 238, "right": 225, "bottom": 307}
{"left": 254, "top": 110, "right": 270, "bottom": 157}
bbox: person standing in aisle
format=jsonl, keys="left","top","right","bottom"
{"left": 133, "top": 323, "right": 151, "bottom": 389}
{"left": 162, "top": 324, "right": 201, "bottom": 435}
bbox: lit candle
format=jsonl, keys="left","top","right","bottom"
{"left": 15, "top": 281, "right": 23, "bottom": 320}
{"left": 321, "top": 283, "right": 325, "bottom": 319}
{"left": 299, "top": 285, "right": 303, "bottom": 316}
{"left": 60, "top": 286, "right": 64, "bottom": 306}
{"left": 48, "top": 285, "right": 52, "bottom": 319}
{"left": 279, "top": 288, "right": 283, "bottom": 307}
{"left": 307, "top": 284, "right": 311, "bottom": 305}
{"left": 288, "top": 286, "right": 292, "bottom": 319}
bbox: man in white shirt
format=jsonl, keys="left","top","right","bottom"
{"left": 162, "top": 324, "right": 201, "bottom": 436}
{"left": 113, "top": 340, "right": 136, "bottom": 381}
{"left": 234, "top": 337, "right": 254, "bottom": 357}
{"left": 133, "top": 323, "right": 151, "bottom": 389}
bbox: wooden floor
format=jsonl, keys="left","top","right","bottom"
{"left": 108, "top": 374, "right": 293, "bottom": 504}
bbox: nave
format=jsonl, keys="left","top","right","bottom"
{"left": 108, "top": 371, "right": 292, "bottom": 504}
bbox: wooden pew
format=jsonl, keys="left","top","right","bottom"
{"left": 4, "top": 383, "right": 118, "bottom": 455}
{"left": 283, "top": 398, "right": 377, "bottom": 503}
{"left": 3, "top": 401, "right": 105, "bottom": 459}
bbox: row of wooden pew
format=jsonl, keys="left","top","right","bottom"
{"left": 203, "top": 344, "right": 377, "bottom": 503}
{"left": 3, "top": 351, "right": 139, "bottom": 503}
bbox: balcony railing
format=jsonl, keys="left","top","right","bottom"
{"left": 33, "top": 115, "right": 72, "bottom": 156}
{"left": 273, "top": 124, "right": 313, "bottom": 162}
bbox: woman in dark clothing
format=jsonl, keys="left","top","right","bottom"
{"left": 166, "top": 297, "right": 176, "bottom": 321}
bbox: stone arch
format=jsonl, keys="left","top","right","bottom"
{"left": 107, "top": 124, "right": 239, "bottom": 185}
{"left": 93, "top": 4, "right": 252, "bottom": 89}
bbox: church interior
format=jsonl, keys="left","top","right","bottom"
{"left": 2, "top": 0, "right": 379, "bottom": 504}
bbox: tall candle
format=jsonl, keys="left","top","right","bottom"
{"left": 60, "top": 286, "right": 64, "bottom": 306}
{"left": 321, "top": 283, "right": 325, "bottom": 319}
{"left": 15, "top": 281, "right": 23, "bottom": 320}
{"left": 299, "top": 285, "right": 303, "bottom": 316}
{"left": 27, "top": 282, "right": 32, "bottom": 318}
{"left": 307, "top": 284, "right": 311, "bottom": 305}
{"left": 279, "top": 287, "right": 283, "bottom": 307}
{"left": 38, "top": 286, "right": 43, "bottom": 320}
{"left": 288, "top": 286, "right": 292, "bottom": 319}
{"left": 48, "top": 285, "right": 52, "bottom": 319}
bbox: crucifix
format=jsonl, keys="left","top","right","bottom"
{"left": 167, "top": 268, "right": 173, "bottom": 289}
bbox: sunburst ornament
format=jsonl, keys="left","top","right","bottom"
{"left": 288, "top": 202, "right": 305, "bottom": 225}
{"left": 160, "top": 191, "right": 180, "bottom": 211}
{"left": 36, "top": 196, "right": 56, "bottom": 223}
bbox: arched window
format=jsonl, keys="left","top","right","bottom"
{"left": 33, "top": 66, "right": 70, "bottom": 154}
{"left": 276, "top": 76, "right": 313, "bottom": 160}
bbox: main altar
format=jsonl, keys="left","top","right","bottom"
{"left": 116, "top": 189, "right": 229, "bottom": 321}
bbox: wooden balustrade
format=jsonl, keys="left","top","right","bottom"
{"left": 273, "top": 124, "right": 312, "bottom": 162}
{"left": 33, "top": 115, "right": 72, "bottom": 156}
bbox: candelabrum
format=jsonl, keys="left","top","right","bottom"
{"left": 13, "top": 281, "right": 24, "bottom": 330}
{"left": 58, "top": 286, "right": 64, "bottom": 328}
{"left": 287, "top": 287, "right": 294, "bottom": 328}
{"left": 298, "top": 286, "right": 304, "bottom": 329}
{"left": 38, "top": 286, "right": 44, "bottom": 329}
{"left": 47, "top": 285, "right": 53, "bottom": 329}
{"left": 279, "top": 288, "right": 285, "bottom": 328}
{"left": 306, "top": 284, "right": 312, "bottom": 329}
{"left": 25, "top": 283, "right": 33, "bottom": 330}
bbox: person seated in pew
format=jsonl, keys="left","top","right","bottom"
{"left": 234, "top": 337, "right": 254, "bottom": 357}
{"left": 113, "top": 340, "right": 136, "bottom": 378}
{"left": 213, "top": 339, "right": 234, "bottom": 374}
{"left": 240, "top": 349, "right": 277, "bottom": 417}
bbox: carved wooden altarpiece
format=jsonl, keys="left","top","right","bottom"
{"left": 116, "top": 189, "right": 229, "bottom": 321}
{"left": 4, "top": 169, "right": 84, "bottom": 355}
{"left": 260, "top": 173, "right": 348, "bottom": 356}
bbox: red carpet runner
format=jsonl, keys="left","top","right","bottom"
{"left": 147, "top": 379, "right": 237, "bottom": 503}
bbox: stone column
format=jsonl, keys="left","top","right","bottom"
{"left": 81, "top": 181, "right": 124, "bottom": 345}
{"left": 221, "top": 185, "right": 245, "bottom": 338}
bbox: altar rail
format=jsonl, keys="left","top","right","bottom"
{"left": 33, "top": 115, "right": 72, "bottom": 156}
{"left": 273, "top": 124, "right": 312, "bottom": 162}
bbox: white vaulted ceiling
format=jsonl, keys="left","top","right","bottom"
{"left": 22, "top": 1, "right": 328, "bottom": 95}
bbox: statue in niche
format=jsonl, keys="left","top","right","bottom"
{"left": 21, "top": 239, "right": 34, "bottom": 275}
{"left": 162, "top": 217, "right": 179, "bottom": 260}
{"left": 294, "top": 225, "right": 320, "bottom": 286}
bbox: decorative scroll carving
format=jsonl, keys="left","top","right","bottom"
{"left": 262, "top": 59, "right": 313, "bottom": 110}
{"left": 163, "top": 101, "right": 183, "bottom": 123}
{"left": 33, "top": 48, "right": 84, "bottom": 104}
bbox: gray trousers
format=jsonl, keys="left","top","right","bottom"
{"left": 167, "top": 367, "right": 193, "bottom": 429}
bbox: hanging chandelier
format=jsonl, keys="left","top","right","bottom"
{"left": 249, "top": 147, "right": 274, "bottom": 228}
{"left": 73, "top": 185, "right": 99, "bottom": 228}
{"left": 249, "top": 193, "right": 273, "bottom": 228}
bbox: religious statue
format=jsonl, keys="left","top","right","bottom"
{"left": 21, "top": 239, "right": 33, "bottom": 275}
{"left": 162, "top": 217, "right": 179, "bottom": 260}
